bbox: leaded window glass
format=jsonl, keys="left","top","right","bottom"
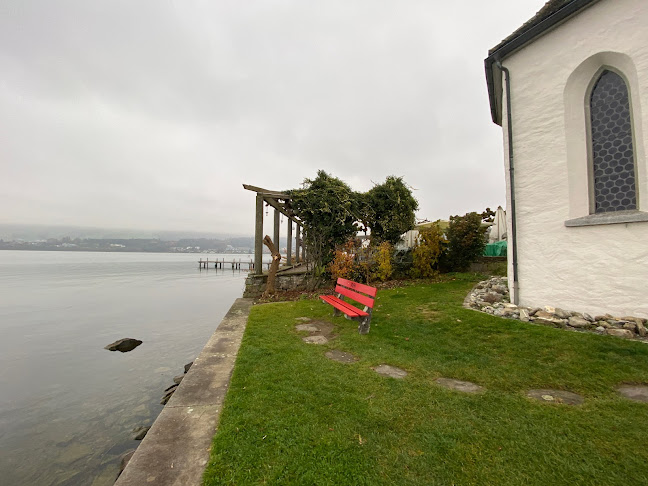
{"left": 590, "top": 70, "right": 636, "bottom": 213}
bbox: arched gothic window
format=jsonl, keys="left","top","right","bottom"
{"left": 589, "top": 70, "right": 636, "bottom": 213}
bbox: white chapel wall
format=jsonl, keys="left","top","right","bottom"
{"left": 500, "top": 0, "right": 648, "bottom": 317}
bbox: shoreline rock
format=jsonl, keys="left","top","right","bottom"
{"left": 160, "top": 362, "right": 194, "bottom": 406}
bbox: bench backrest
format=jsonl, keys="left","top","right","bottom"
{"left": 335, "top": 278, "right": 377, "bottom": 309}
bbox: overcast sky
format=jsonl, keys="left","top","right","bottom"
{"left": 1, "top": 0, "right": 547, "bottom": 237}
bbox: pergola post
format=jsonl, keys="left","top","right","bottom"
{"left": 274, "top": 209, "right": 280, "bottom": 255}
{"left": 287, "top": 220, "right": 293, "bottom": 265}
{"left": 295, "top": 225, "right": 301, "bottom": 263}
{"left": 254, "top": 194, "right": 264, "bottom": 275}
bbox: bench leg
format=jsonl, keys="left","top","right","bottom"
{"left": 356, "top": 307, "right": 372, "bottom": 335}
{"left": 332, "top": 293, "right": 343, "bottom": 317}
{"left": 358, "top": 316, "right": 370, "bottom": 334}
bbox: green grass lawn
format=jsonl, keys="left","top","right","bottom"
{"left": 203, "top": 275, "right": 648, "bottom": 485}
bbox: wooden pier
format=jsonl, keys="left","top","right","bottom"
{"left": 198, "top": 258, "right": 271, "bottom": 270}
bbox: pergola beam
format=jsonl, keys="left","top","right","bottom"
{"left": 245, "top": 183, "right": 307, "bottom": 273}
{"left": 243, "top": 184, "right": 291, "bottom": 200}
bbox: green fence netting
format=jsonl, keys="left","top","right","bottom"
{"left": 484, "top": 241, "right": 507, "bottom": 257}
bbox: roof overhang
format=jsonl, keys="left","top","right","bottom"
{"left": 485, "top": 0, "right": 601, "bottom": 126}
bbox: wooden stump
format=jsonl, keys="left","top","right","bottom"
{"left": 262, "top": 235, "right": 281, "bottom": 296}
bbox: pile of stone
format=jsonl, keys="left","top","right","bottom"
{"left": 465, "top": 277, "right": 647, "bottom": 341}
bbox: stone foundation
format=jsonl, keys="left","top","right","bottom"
{"left": 243, "top": 272, "right": 310, "bottom": 298}
{"left": 465, "top": 277, "right": 648, "bottom": 341}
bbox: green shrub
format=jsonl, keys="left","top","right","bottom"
{"left": 392, "top": 248, "right": 413, "bottom": 278}
{"left": 289, "top": 171, "right": 360, "bottom": 272}
{"left": 445, "top": 209, "right": 494, "bottom": 272}
{"left": 362, "top": 176, "right": 418, "bottom": 245}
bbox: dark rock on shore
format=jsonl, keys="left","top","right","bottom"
{"left": 104, "top": 338, "right": 143, "bottom": 353}
{"left": 116, "top": 449, "right": 136, "bottom": 480}
{"left": 159, "top": 362, "right": 193, "bottom": 407}
{"left": 131, "top": 426, "right": 150, "bottom": 441}
{"left": 160, "top": 384, "right": 178, "bottom": 405}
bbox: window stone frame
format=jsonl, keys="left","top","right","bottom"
{"left": 563, "top": 53, "right": 647, "bottom": 228}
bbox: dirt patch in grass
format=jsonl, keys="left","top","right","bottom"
{"left": 309, "top": 320, "right": 336, "bottom": 339}
{"left": 415, "top": 303, "right": 441, "bottom": 320}
{"left": 295, "top": 319, "right": 337, "bottom": 342}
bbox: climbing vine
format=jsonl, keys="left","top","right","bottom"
{"left": 287, "top": 171, "right": 418, "bottom": 274}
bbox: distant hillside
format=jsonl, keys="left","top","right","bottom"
{"left": 0, "top": 223, "right": 250, "bottom": 242}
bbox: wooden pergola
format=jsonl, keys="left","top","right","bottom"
{"left": 243, "top": 184, "right": 306, "bottom": 275}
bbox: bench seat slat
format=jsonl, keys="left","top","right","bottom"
{"left": 335, "top": 285, "right": 375, "bottom": 309}
{"left": 319, "top": 295, "right": 366, "bottom": 317}
{"left": 319, "top": 295, "right": 367, "bottom": 317}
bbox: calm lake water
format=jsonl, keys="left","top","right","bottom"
{"left": 0, "top": 250, "right": 253, "bottom": 485}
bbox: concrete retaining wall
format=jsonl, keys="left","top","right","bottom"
{"left": 115, "top": 298, "right": 253, "bottom": 486}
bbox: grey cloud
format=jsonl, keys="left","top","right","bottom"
{"left": 1, "top": 0, "right": 546, "bottom": 235}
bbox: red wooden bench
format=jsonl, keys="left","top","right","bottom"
{"left": 320, "top": 278, "right": 377, "bottom": 334}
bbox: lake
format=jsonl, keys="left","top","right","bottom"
{"left": 0, "top": 250, "right": 254, "bottom": 485}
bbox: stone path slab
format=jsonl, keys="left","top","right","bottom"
{"left": 373, "top": 364, "right": 407, "bottom": 379}
{"left": 295, "top": 324, "right": 320, "bottom": 332}
{"left": 617, "top": 385, "right": 648, "bottom": 403}
{"left": 303, "top": 335, "right": 329, "bottom": 344}
{"left": 435, "top": 378, "right": 484, "bottom": 394}
{"left": 325, "top": 350, "right": 358, "bottom": 363}
{"left": 527, "top": 389, "right": 584, "bottom": 405}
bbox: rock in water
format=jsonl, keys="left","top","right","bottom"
{"left": 104, "top": 338, "right": 143, "bottom": 352}
{"left": 132, "top": 426, "right": 150, "bottom": 440}
{"left": 184, "top": 362, "right": 193, "bottom": 373}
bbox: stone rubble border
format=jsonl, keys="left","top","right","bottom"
{"left": 464, "top": 277, "right": 648, "bottom": 342}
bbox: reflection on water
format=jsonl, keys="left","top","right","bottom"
{"left": 0, "top": 251, "right": 249, "bottom": 485}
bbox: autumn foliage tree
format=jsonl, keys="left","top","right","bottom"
{"left": 328, "top": 239, "right": 357, "bottom": 281}
{"left": 373, "top": 241, "right": 394, "bottom": 281}
{"left": 411, "top": 223, "right": 446, "bottom": 278}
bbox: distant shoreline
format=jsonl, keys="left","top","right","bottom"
{"left": 0, "top": 247, "right": 259, "bottom": 255}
